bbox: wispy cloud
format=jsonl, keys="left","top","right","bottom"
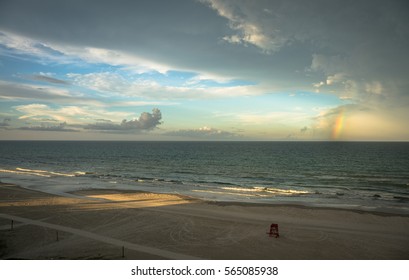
{"left": 0, "top": 29, "right": 257, "bottom": 93}
{"left": 112, "top": 100, "right": 179, "bottom": 107}
{"left": 67, "top": 72, "right": 129, "bottom": 95}
{"left": 67, "top": 71, "right": 261, "bottom": 99}
{"left": 19, "top": 122, "right": 78, "bottom": 132}
{"left": 28, "top": 73, "right": 70, "bottom": 85}
{"left": 0, "top": 31, "right": 171, "bottom": 72}
{"left": 0, "top": 31, "right": 75, "bottom": 64}
{"left": 14, "top": 103, "right": 130, "bottom": 125}
{"left": 0, "top": 80, "right": 100, "bottom": 106}
{"left": 166, "top": 126, "right": 238, "bottom": 139}
{"left": 237, "top": 111, "right": 310, "bottom": 125}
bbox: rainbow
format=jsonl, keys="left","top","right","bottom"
{"left": 332, "top": 109, "right": 345, "bottom": 140}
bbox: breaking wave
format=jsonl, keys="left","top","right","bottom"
{"left": 221, "top": 186, "right": 310, "bottom": 195}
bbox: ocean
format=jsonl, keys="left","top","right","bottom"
{"left": 1, "top": 141, "right": 408, "bottom": 214}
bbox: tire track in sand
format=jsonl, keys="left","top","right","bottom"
{"left": 0, "top": 213, "right": 201, "bottom": 260}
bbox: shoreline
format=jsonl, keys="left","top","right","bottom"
{"left": 74, "top": 187, "right": 409, "bottom": 218}
{"left": 1, "top": 182, "right": 409, "bottom": 260}
{"left": 2, "top": 176, "right": 408, "bottom": 217}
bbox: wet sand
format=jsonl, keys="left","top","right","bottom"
{"left": 0, "top": 182, "right": 408, "bottom": 259}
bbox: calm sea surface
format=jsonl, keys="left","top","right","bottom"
{"left": 1, "top": 141, "right": 408, "bottom": 213}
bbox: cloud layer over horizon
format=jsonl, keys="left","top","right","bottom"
{"left": 0, "top": 0, "right": 408, "bottom": 140}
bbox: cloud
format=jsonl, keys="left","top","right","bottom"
{"left": 309, "top": 104, "right": 409, "bottom": 140}
{"left": 19, "top": 122, "right": 78, "bottom": 132}
{"left": 0, "top": 30, "right": 173, "bottom": 74}
{"left": 84, "top": 108, "right": 162, "bottom": 132}
{"left": 130, "top": 83, "right": 262, "bottom": 99}
{"left": 113, "top": 101, "right": 179, "bottom": 107}
{"left": 166, "top": 126, "right": 237, "bottom": 139}
{"left": 0, "top": 80, "right": 69, "bottom": 99}
{"left": 309, "top": 52, "right": 397, "bottom": 105}
{"left": 13, "top": 103, "right": 162, "bottom": 133}
{"left": 365, "top": 81, "right": 383, "bottom": 95}
{"left": 28, "top": 73, "right": 70, "bottom": 85}
{"left": 0, "top": 31, "right": 76, "bottom": 65}
{"left": 310, "top": 54, "right": 347, "bottom": 74}
{"left": 237, "top": 111, "right": 309, "bottom": 125}
{"left": 67, "top": 72, "right": 129, "bottom": 94}
{"left": 326, "top": 73, "right": 347, "bottom": 86}
{"left": 0, "top": 117, "right": 11, "bottom": 128}
{"left": 0, "top": 80, "right": 101, "bottom": 106}
{"left": 74, "top": 47, "right": 172, "bottom": 74}
{"left": 14, "top": 103, "right": 79, "bottom": 123}
{"left": 200, "top": 1, "right": 409, "bottom": 102}
{"left": 67, "top": 71, "right": 262, "bottom": 99}
{"left": 1, "top": 0, "right": 409, "bottom": 140}
{"left": 13, "top": 103, "right": 130, "bottom": 125}
{"left": 1, "top": 0, "right": 408, "bottom": 88}
{"left": 201, "top": 0, "right": 287, "bottom": 53}
{"left": 0, "top": 1, "right": 301, "bottom": 87}
{"left": 313, "top": 81, "right": 325, "bottom": 88}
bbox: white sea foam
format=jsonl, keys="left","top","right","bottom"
{"left": 1, "top": 167, "right": 106, "bottom": 197}
{"left": 16, "top": 167, "right": 76, "bottom": 177}
{"left": 0, "top": 167, "right": 81, "bottom": 178}
{"left": 1, "top": 167, "right": 409, "bottom": 214}
{"left": 221, "top": 186, "right": 310, "bottom": 195}
{"left": 192, "top": 189, "right": 271, "bottom": 197}
{"left": 0, "top": 168, "right": 51, "bottom": 177}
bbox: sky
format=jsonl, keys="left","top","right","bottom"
{"left": 0, "top": 0, "right": 408, "bottom": 141}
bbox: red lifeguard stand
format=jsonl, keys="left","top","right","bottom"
{"left": 267, "top": 223, "right": 279, "bottom": 238}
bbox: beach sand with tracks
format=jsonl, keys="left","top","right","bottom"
{"left": 1, "top": 182, "right": 408, "bottom": 260}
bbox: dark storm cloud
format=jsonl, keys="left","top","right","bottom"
{"left": 1, "top": 0, "right": 408, "bottom": 94}
{"left": 0, "top": 0, "right": 229, "bottom": 74}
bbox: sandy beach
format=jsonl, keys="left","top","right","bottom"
{"left": 0, "top": 182, "right": 408, "bottom": 260}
